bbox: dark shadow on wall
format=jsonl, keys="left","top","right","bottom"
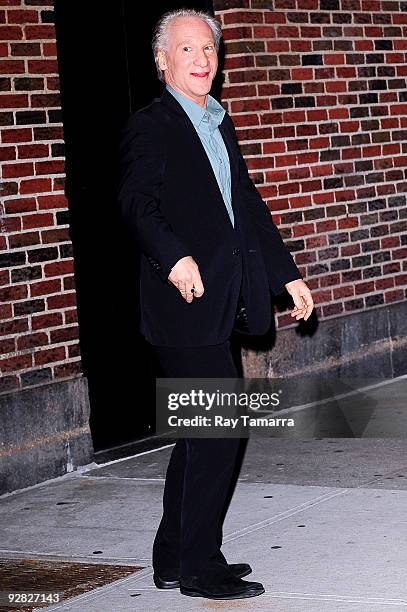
{"left": 54, "top": 1, "right": 217, "bottom": 451}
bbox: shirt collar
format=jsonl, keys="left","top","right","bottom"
{"left": 166, "top": 84, "right": 225, "bottom": 132}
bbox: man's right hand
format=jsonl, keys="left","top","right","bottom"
{"left": 167, "top": 256, "right": 205, "bottom": 303}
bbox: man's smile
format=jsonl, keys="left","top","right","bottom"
{"left": 190, "top": 71, "right": 210, "bottom": 78}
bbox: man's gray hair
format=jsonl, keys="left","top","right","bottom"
{"left": 152, "top": 8, "right": 222, "bottom": 83}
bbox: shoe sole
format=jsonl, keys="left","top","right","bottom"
{"left": 180, "top": 586, "right": 265, "bottom": 600}
{"left": 154, "top": 567, "right": 252, "bottom": 589}
{"left": 153, "top": 576, "right": 180, "bottom": 589}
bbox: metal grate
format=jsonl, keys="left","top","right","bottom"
{"left": 0, "top": 558, "right": 144, "bottom": 611}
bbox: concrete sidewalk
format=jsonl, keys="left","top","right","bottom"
{"left": 1, "top": 381, "right": 407, "bottom": 611}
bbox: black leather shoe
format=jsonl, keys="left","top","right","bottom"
{"left": 153, "top": 562, "right": 252, "bottom": 589}
{"left": 179, "top": 572, "right": 265, "bottom": 600}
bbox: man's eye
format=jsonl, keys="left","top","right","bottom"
{"left": 183, "top": 46, "right": 192, "bottom": 52}
{"left": 205, "top": 46, "right": 214, "bottom": 51}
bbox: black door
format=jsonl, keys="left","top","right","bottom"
{"left": 54, "top": 1, "right": 215, "bottom": 450}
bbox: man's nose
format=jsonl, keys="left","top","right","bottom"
{"left": 193, "top": 49, "right": 209, "bottom": 66}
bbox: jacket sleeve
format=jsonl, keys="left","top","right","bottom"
{"left": 227, "top": 116, "right": 303, "bottom": 296}
{"left": 117, "top": 111, "right": 192, "bottom": 282}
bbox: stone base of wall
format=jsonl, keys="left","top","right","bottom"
{"left": 242, "top": 301, "right": 407, "bottom": 407}
{"left": 0, "top": 377, "right": 94, "bottom": 495}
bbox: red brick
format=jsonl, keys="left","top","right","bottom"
{"left": 246, "top": 156, "right": 274, "bottom": 170}
{"left": 63, "top": 274, "right": 76, "bottom": 291}
{"left": 2, "top": 215, "right": 21, "bottom": 232}
{"left": 322, "top": 303, "right": 344, "bottom": 317}
{"left": 320, "top": 274, "right": 341, "bottom": 287}
{"left": 19, "top": 177, "right": 51, "bottom": 194}
{"left": 46, "top": 76, "right": 59, "bottom": 90}
{"left": 341, "top": 244, "right": 360, "bottom": 256}
{"left": 32, "top": 311, "right": 63, "bottom": 330}
{"left": 221, "top": 84, "right": 257, "bottom": 99}
{"left": 316, "top": 220, "right": 337, "bottom": 232}
{"left": 1, "top": 127, "right": 32, "bottom": 143}
{"left": 42, "top": 41, "right": 56, "bottom": 56}
{"left": 338, "top": 217, "right": 359, "bottom": 229}
{"left": 64, "top": 308, "right": 78, "bottom": 324}
{"left": 387, "top": 233, "right": 404, "bottom": 249}
{"left": 33, "top": 126, "right": 63, "bottom": 140}
{"left": 10, "top": 42, "right": 40, "bottom": 55}
{"left": 17, "top": 143, "right": 48, "bottom": 158}
{"left": 35, "top": 159, "right": 65, "bottom": 175}
{"left": 223, "top": 55, "right": 255, "bottom": 70}
{"left": 50, "top": 325, "right": 79, "bottom": 344}
{"left": 312, "top": 289, "right": 333, "bottom": 303}
{"left": 24, "top": 25, "right": 55, "bottom": 40}
{"left": 30, "top": 278, "right": 61, "bottom": 297}
{"left": 0, "top": 270, "right": 9, "bottom": 285}
{"left": 344, "top": 298, "right": 364, "bottom": 312}
{"left": 47, "top": 291, "right": 76, "bottom": 309}
{"left": 68, "top": 342, "right": 80, "bottom": 358}
{"left": 54, "top": 360, "right": 82, "bottom": 378}
{"left": 224, "top": 11, "right": 264, "bottom": 25}
{"left": 0, "top": 283, "right": 27, "bottom": 304}
{"left": 2, "top": 161, "right": 33, "bottom": 178}
{"left": 8, "top": 231, "right": 40, "bottom": 248}
{"left": 44, "top": 260, "right": 73, "bottom": 277}
{"left": 37, "top": 193, "right": 67, "bottom": 209}
{"left": 21, "top": 212, "right": 54, "bottom": 229}
{"left": 41, "top": 228, "right": 70, "bottom": 244}
{"left": 0, "top": 304, "right": 13, "bottom": 321}
{"left": 6, "top": 10, "right": 38, "bottom": 24}
{"left": 333, "top": 285, "right": 354, "bottom": 299}
{"left": 253, "top": 26, "right": 277, "bottom": 38}
{"left": 31, "top": 92, "right": 60, "bottom": 107}
{"left": 4, "top": 196, "right": 36, "bottom": 213}
{"left": 394, "top": 274, "right": 407, "bottom": 286}
{"left": 384, "top": 289, "right": 404, "bottom": 303}
{"left": 17, "top": 331, "right": 48, "bottom": 350}
{"left": 0, "top": 337, "right": 15, "bottom": 354}
{"left": 355, "top": 281, "right": 375, "bottom": 294}
{"left": 392, "top": 247, "right": 407, "bottom": 260}
{"left": 34, "top": 345, "right": 65, "bottom": 366}
{"left": 0, "top": 146, "right": 16, "bottom": 161}
{"left": 0, "top": 374, "right": 19, "bottom": 393}
{"left": 0, "top": 352, "right": 32, "bottom": 372}
{"left": 375, "top": 278, "right": 394, "bottom": 290}
{"left": 53, "top": 176, "right": 65, "bottom": 190}
{"left": 383, "top": 262, "right": 401, "bottom": 275}
{"left": 27, "top": 59, "right": 58, "bottom": 74}
{"left": 0, "top": 93, "right": 28, "bottom": 107}
{"left": 222, "top": 26, "right": 253, "bottom": 41}
{"left": 292, "top": 223, "right": 316, "bottom": 237}
{"left": 0, "top": 25, "right": 23, "bottom": 39}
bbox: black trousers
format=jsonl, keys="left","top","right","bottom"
{"left": 151, "top": 339, "right": 243, "bottom": 576}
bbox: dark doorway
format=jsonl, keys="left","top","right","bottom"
{"left": 54, "top": 1, "right": 215, "bottom": 450}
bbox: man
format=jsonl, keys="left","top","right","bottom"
{"left": 118, "top": 8, "right": 313, "bottom": 601}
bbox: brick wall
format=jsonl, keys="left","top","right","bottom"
{"left": 214, "top": 0, "right": 407, "bottom": 329}
{"left": 1, "top": 0, "right": 407, "bottom": 393}
{"left": 0, "top": 0, "right": 81, "bottom": 393}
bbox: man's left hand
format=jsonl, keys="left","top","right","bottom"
{"left": 285, "top": 279, "right": 314, "bottom": 321}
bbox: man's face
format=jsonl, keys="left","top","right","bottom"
{"left": 157, "top": 16, "right": 218, "bottom": 107}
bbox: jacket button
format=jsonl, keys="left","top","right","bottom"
{"left": 232, "top": 248, "right": 240, "bottom": 255}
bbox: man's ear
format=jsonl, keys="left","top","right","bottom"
{"left": 157, "top": 49, "right": 167, "bottom": 71}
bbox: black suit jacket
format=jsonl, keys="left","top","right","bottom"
{"left": 118, "top": 88, "right": 303, "bottom": 347}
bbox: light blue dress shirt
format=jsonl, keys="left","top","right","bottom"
{"left": 166, "top": 84, "right": 234, "bottom": 227}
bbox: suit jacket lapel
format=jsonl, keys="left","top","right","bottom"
{"left": 160, "top": 89, "right": 239, "bottom": 229}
